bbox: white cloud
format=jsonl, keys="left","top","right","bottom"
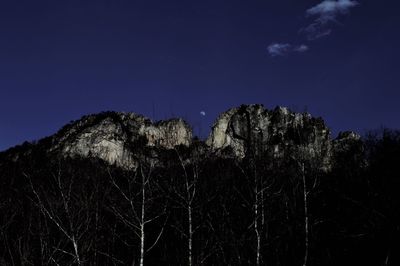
{"left": 267, "top": 1, "right": 358, "bottom": 56}
{"left": 267, "top": 43, "right": 291, "bottom": 57}
{"left": 303, "top": 0, "right": 358, "bottom": 40}
{"left": 294, "top": 45, "right": 309, "bottom": 52}
{"left": 307, "top": 0, "right": 358, "bottom": 21}
{"left": 267, "top": 43, "right": 309, "bottom": 57}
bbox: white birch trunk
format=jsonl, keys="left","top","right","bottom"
{"left": 383, "top": 248, "right": 390, "bottom": 266}
{"left": 302, "top": 163, "right": 309, "bottom": 266}
{"left": 188, "top": 204, "right": 193, "bottom": 266}
{"left": 72, "top": 236, "right": 81, "bottom": 265}
{"left": 255, "top": 185, "right": 261, "bottom": 266}
{"left": 140, "top": 174, "right": 145, "bottom": 266}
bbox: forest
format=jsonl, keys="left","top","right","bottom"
{"left": 0, "top": 128, "right": 399, "bottom": 266}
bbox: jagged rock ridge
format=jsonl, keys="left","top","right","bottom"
{"left": 207, "top": 105, "right": 332, "bottom": 169}
{"left": 50, "top": 112, "right": 192, "bottom": 169}
{"left": 1, "top": 105, "right": 361, "bottom": 170}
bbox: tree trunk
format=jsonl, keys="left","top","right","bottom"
{"left": 188, "top": 204, "right": 193, "bottom": 266}
{"left": 255, "top": 187, "right": 261, "bottom": 266}
{"left": 72, "top": 236, "right": 81, "bottom": 265}
{"left": 140, "top": 174, "right": 145, "bottom": 266}
{"left": 302, "top": 163, "right": 309, "bottom": 266}
{"left": 383, "top": 246, "right": 391, "bottom": 266}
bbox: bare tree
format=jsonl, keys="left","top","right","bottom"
{"left": 300, "top": 161, "right": 309, "bottom": 266}
{"left": 170, "top": 149, "right": 198, "bottom": 266}
{"left": 167, "top": 145, "right": 220, "bottom": 266}
{"left": 23, "top": 165, "right": 93, "bottom": 265}
{"left": 235, "top": 158, "right": 273, "bottom": 266}
{"left": 108, "top": 159, "right": 167, "bottom": 266}
{"left": 292, "top": 147, "right": 320, "bottom": 266}
{"left": 228, "top": 109, "right": 273, "bottom": 266}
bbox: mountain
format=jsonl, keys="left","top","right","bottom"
{"left": 1, "top": 111, "right": 192, "bottom": 169}
{"left": 1, "top": 104, "right": 360, "bottom": 169}
{"left": 0, "top": 104, "right": 399, "bottom": 266}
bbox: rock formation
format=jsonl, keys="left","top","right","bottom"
{"left": 50, "top": 112, "right": 192, "bottom": 169}
{"left": 1, "top": 105, "right": 363, "bottom": 171}
{"left": 207, "top": 104, "right": 332, "bottom": 170}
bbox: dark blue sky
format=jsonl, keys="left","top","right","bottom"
{"left": 1, "top": 0, "right": 399, "bottom": 151}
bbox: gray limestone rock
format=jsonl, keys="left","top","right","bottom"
{"left": 2, "top": 105, "right": 364, "bottom": 173}
{"left": 51, "top": 112, "right": 192, "bottom": 169}
{"left": 207, "top": 104, "right": 332, "bottom": 170}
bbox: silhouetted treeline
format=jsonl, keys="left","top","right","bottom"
{"left": 0, "top": 129, "right": 400, "bottom": 265}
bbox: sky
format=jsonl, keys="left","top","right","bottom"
{"left": 1, "top": 0, "right": 399, "bottom": 151}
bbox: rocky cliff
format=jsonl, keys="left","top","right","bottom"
{"left": 50, "top": 112, "right": 192, "bottom": 169}
{"left": 1, "top": 105, "right": 361, "bottom": 171}
{"left": 207, "top": 104, "right": 333, "bottom": 170}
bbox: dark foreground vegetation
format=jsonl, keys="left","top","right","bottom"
{"left": 0, "top": 129, "right": 399, "bottom": 266}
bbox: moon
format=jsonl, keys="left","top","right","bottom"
{"left": 200, "top": 111, "right": 206, "bottom": 116}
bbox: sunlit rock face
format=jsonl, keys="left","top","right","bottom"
{"left": 23, "top": 105, "right": 362, "bottom": 172}
{"left": 207, "top": 104, "right": 332, "bottom": 170}
{"left": 142, "top": 119, "right": 192, "bottom": 148}
{"left": 52, "top": 112, "right": 192, "bottom": 169}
